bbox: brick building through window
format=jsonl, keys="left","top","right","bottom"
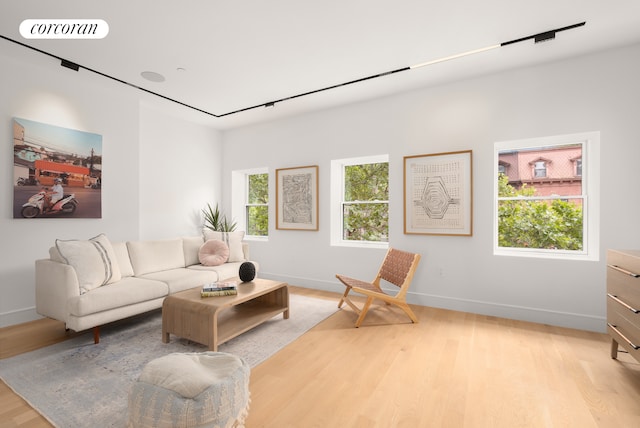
{"left": 498, "top": 144, "right": 582, "bottom": 199}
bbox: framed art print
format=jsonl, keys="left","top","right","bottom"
{"left": 404, "top": 150, "right": 472, "bottom": 236}
{"left": 276, "top": 165, "right": 319, "bottom": 231}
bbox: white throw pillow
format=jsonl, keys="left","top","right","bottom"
{"left": 182, "top": 236, "right": 205, "bottom": 266}
{"left": 55, "top": 234, "right": 122, "bottom": 294}
{"left": 111, "top": 241, "right": 134, "bottom": 278}
{"left": 202, "top": 230, "right": 245, "bottom": 262}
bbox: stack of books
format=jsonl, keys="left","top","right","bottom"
{"left": 201, "top": 281, "right": 238, "bottom": 297}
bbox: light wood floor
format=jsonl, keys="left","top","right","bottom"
{"left": 2, "top": 287, "right": 640, "bottom": 427}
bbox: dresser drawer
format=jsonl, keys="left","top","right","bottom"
{"left": 607, "top": 270, "right": 640, "bottom": 310}
{"left": 607, "top": 322, "right": 640, "bottom": 361}
{"left": 607, "top": 297, "right": 640, "bottom": 334}
{"left": 608, "top": 249, "right": 640, "bottom": 274}
{"left": 607, "top": 295, "right": 640, "bottom": 362}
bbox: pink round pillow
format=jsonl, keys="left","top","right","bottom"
{"left": 198, "top": 239, "right": 230, "bottom": 266}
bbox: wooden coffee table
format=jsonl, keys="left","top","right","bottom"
{"left": 162, "top": 278, "right": 289, "bottom": 351}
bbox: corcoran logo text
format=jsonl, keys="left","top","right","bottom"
{"left": 20, "top": 19, "right": 109, "bottom": 39}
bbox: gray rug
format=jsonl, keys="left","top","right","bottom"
{"left": 0, "top": 293, "right": 337, "bottom": 428}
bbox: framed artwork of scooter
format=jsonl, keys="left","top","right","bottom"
{"left": 13, "top": 117, "right": 103, "bottom": 219}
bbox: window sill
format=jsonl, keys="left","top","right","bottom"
{"left": 331, "top": 240, "right": 388, "bottom": 249}
{"left": 494, "top": 247, "right": 598, "bottom": 262}
{"left": 244, "top": 235, "right": 268, "bottom": 242}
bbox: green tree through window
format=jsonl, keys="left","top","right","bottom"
{"left": 497, "top": 173, "right": 583, "bottom": 250}
{"left": 343, "top": 162, "right": 388, "bottom": 242}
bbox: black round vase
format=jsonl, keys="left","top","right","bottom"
{"left": 238, "top": 261, "right": 256, "bottom": 282}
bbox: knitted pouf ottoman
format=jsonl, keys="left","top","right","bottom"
{"left": 127, "top": 352, "right": 250, "bottom": 428}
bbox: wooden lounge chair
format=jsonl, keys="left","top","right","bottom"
{"left": 336, "top": 248, "right": 421, "bottom": 327}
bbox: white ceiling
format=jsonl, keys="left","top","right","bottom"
{"left": 2, "top": 1, "right": 640, "bottom": 130}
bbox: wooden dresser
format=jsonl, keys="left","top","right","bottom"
{"left": 607, "top": 249, "right": 640, "bottom": 362}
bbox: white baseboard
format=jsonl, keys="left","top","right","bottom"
{"left": 259, "top": 272, "right": 343, "bottom": 294}
{"left": 0, "top": 306, "right": 42, "bottom": 328}
{"left": 411, "top": 293, "right": 606, "bottom": 333}
{"left": 259, "top": 272, "right": 607, "bottom": 333}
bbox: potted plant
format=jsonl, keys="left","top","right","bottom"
{"left": 202, "top": 203, "right": 237, "bottom": 232}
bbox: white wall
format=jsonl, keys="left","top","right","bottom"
{"left": 222, "top": 43, "right": 640, "bottom": 332}
{"left": 138, "top": 104, "right": 223, "bottom": 239}
{"left": 0, "top": 44, "right": 223, "bottom": 326}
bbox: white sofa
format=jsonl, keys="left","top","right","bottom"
{"left": 35, "top": 234, "right": 257, "bottom": 343}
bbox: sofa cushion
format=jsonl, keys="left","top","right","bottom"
{"left": 68, "top": 277, "right": 168, "bottom": 316}
{"left": 139, "top": 268, "right": 217, "bottom": 294}
{"left": 182, "top": 236, "right": 204, "bottom": 266}
{"left": 199, "top": 240, "right": 229, "bottom": 266}
{"left": 55, "top": 234, "right": 122, "bottom": 294}
{"left": 112, "top": 241, "right": 134, "bottom": 277}
{"left": 202, "top": 230, "right": 246, "bottom": 262}
{"left": 127, "top": 239, "right": 186, "bottom": 276}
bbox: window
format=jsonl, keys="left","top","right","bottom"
{"left": 575, "top": 158, "right": 582, "bottom": 176}
{"left": 232, "top": 168, "right": 268, "bottom": 239}
{"left": 246, "top": 173, "right": 268, "bottom": 236}
{"left": 494, "top": 132, "right": 600, "bottom": 260}
{"left": 533, "top": 160, "right": 547, "bottom": 178}
{"left": 331, "top": 155, "right": 389, "bottom": 247}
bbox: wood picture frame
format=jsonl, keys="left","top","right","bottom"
{"left": 276, "top": 165, "right": 319, "bottom": 231}
{"left": 403, "top": 150, "right": 472, "bottom": 236}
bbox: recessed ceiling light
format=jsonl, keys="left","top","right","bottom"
{"left": 177, "top": 67, "right": 186, "bottom": 72}
{"left": 141, "top": 71, "right": 165, "bottom": 82}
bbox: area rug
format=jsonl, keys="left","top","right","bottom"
{"left": 0, "top": 293, "right": 337, "bottom": 428}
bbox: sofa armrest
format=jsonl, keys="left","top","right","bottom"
{"left": 35, "top": 259, "right": 80, "bottom": 324}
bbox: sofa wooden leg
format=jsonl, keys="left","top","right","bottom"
{"left": 93, "top": 326, "right": 100, "bottom": 344}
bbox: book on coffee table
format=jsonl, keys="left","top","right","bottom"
{"left": 201, "top": 289, "right": 237, "bottom": 297}
{"left": 203, "top": 281, "right": 238, "bottom": 291}
{"left": 201, "top": 281, "right": 238, "bottom": 297}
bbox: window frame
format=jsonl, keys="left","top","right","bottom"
{"left": 533, "top": 160, "right": 547, "bottom": 178}
{"left": 232, "top": 167, "right": 269, "bottom": 241}
{"left": 493, "top": 132, "right": 600, "bottom": 261}
{"left": 330, "top": 154, "right": 389, "bottom": 248}
{"left": 574, "top": 158, "right": 582, "bottom": 177}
